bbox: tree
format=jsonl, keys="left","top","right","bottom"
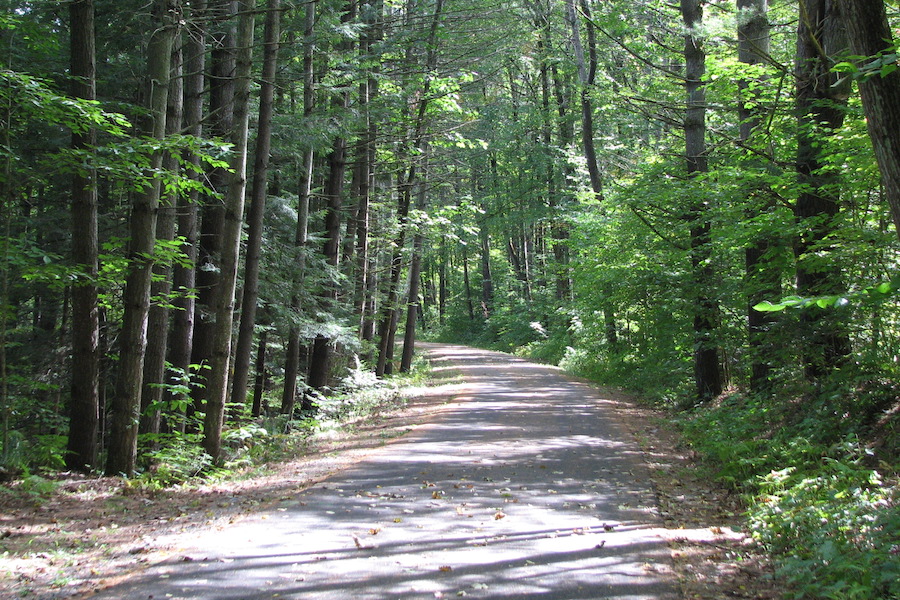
{"left": 840, "top": 0, "right": 900, "bottom": 242}
{"left": 202, "top": 0, "right": 254, "bottom": 462}
{"left": 66, "top": 0, "right": 100, "bottom": 472}
{"left": 106, "top": 0, "right": 180, "bottom": 476}
{"left": 230, "top": 0, "right": 281, "bottom": 407}
{"left": 793, "top": 0, "right": 851, "bottom": 380}
{"left": 737, "top": 0, "right": 782, "bottom": 395}
{"left": 681, "top": 0, "right": 724, "bottom": 401}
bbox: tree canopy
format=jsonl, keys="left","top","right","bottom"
{"left": 1, "top": 0, "right": 899, "bottom": 596}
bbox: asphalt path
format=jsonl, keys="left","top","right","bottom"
{"left": 89, "top": 343, "right": 676, "bottom": 599}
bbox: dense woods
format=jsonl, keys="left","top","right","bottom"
{"left": 1, "top": 0, "right": 899, "bottom": 596}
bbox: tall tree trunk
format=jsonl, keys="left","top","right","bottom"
{"left": 202, "top": 0, "right": 255, "bottom": 462}
{"left": 189, "top": 0, "right": 235, "bottom": 421}
{"left": 840, "top": 0, "right": 900, "bottom": 241}
{"left": 738, "top": 0, "right": 780, "bottom": 394}
{"left": 281, "top": 0, "right": 315, "bottom": 415}
{"left": 462, "top": 244, "right": 475, "bottom": 321}
{"left": 67, "top": 0, "right": 100, "bottom": 472}
{"left": 230, "top": 0, "right": 281, "bottom": 407}
{"left": 401, "top": 148, "right": 428, "bottom": 372}
{"left": 794, "top": 0, "right": 851, "bottom": 380}
{"left": 307, "top": 0, "right": 355, "bottom": 391}
{"left": 479, "top": 218, "right": 493, "bottom": 318}
{"left": 681, "top": 0, "right": 724, "bottom": 402}
{"left": 355, "top": 0, "right": 382, "bottom": 344}
{"left": 141, "top": 36, "right": 183, "bottom": 437}
{"left": 166, "top": 0, "right": 204, "bottom": 430}
{"left": 566, "top": 0, "right": 603, "bottom": 201}
{"left": 375, "top": 0, "right": 445, "bottom": 377}
{"left": 251, "top": 328, "right": 268, "bottom": 417}
{"left": 106, "top": 0, "right": 179, "bottom": 476}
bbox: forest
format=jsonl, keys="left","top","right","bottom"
{"left": 1, "top": 0, "right": 899, "bottom": 597}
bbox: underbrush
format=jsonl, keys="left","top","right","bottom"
{"left": 681, "top": 384, "right": 900, "bottom": 600}
{"left": 1, "top": 355, "right": 429, "bottom": 499}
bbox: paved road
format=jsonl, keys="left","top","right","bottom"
{"left": 90, "top": 344, "right": 676, "bottom": 599}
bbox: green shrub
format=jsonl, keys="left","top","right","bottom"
{"left": 752, "top": 461, "right": 899, "bottom": 600}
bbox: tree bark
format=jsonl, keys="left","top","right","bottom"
{"left": 202, "top": 0, "right": 254, "bottom": 462}
{"left": 230, "top": 0, "right": 281, "bottom": 407}
{"left": 141, "top": 35, "right": 183, "bottom": 437}
{"left": 251, "top": 328, "right": 268, "bottom": 417}
{"left": 840, "top": 0, "right": 900, "bottom": 241}
{"left": 738, "top": 0, "right": 780, "bottom": 394}
{"left": 106, "top": 0, "right": 179, "bottom": 476}
{"left": 375, "top": 0, "right": 445, "bottom": 377}
{"left": 794, "top": 0, "right": 851, "bottom": 380}
{"left": 189, "top": 0, "right": 235, "bottom": 423}
{"left": 281, "top": 0, "right": 315, "bottom": 415}
{"left": 67, "top": 0, "right": 100, "bottom": 472}
{"left": 166, "top": 0, "right": 205, "bottom": 429}
{"left": 681, "top": 0, "right": 724, "bottom": 402}
{"left": 401, "top": 148, "right": 428, "bottom": 372}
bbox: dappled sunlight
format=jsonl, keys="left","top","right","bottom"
{"left": 90, "top": 344, "right": 675, "bottom": 600}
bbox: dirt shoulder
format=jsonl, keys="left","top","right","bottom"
{"left": 1, "top": 361, "right": 779, "bottom": 599}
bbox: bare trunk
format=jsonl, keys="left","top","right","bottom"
{"left": 682, "top": 0, "right": 724, "bottom": 402}
{"left": 166, "top": 0, "right": 204, "bottom": 429}
{"left": 251, "top": 329, "right": 268, "bottom": 417}
{"left": 202, "top": 0, "right": 255, "bottom": 462}
{"left": 401, "top": 149, "right": 428, "bottom": 372}
{"left": 106, "top": 0, "right": 179, "bottom": 476}
{"left": 738, "top": 0, "right": 780, "bottom": 394}
{"left": 794, "top": 0, "right": 851, "bottom": 380}
{"left": 281, "top": 0, "right": 315, "bottom": 415}
{"left": 141, "top": 36, "right": 183, "bottom": 437}
{"left": 230, "top": 0, "right": 281, "bottom": 407}
{"left": 67, "top": 0, "right": 100, "bottom": 472}
{"left": 840, "top": 0, "right": 900, "bottom": 241}
{"left": 189, "top": 0, "right": 235, "bottom": 421}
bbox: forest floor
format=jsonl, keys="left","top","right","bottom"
{"left": 1, "top": 345, "right": 782, "bottom": 599}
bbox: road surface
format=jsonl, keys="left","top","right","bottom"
{"left": 88, "top": 344, "right": 676, "bottom": 599}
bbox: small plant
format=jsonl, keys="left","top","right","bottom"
{"left": 751, "top": 460, "right": 899, "bottom": 600}
{"left": 16, "top": 473, "right": 59, "bottom": 502}
{"left": 140, "top": 439, "right": 213, "bottom": 486}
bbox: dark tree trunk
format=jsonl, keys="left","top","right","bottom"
{"left": 794, "top": 0, "right": 851, "bottom": 380}
{"left": 189, "top": 0, "right": 235, "bottom": 420}
{"left": 281, "top": 0, "right": 315, "bottom": 415}
{"left": 230, "top": 0, "right": 281, "bottom": 407}
{"left": 106, "top": 0, "right": 179, "bottom": 476}
{"left": 681, "top": 0, "right": 724, "bottom": 402}
{"left": 462, "top": 244, "right": 475, "bottom": 321}
{"left": 251, "top": 329, "right": 268, "bottom": 417}
{"left": 401, "top": 150, "right": 428, "bottom": 372}
{"left": 738, "top": 0, "right": 780, "bottom": 394}
{"left": 141, "top": 36, "right": 183, "bottom": 437}
{"left": 840, "top": 0, "right": 900, "bottom": 241}
{"left": 375, "top": 0, "right": 444, "bottom": 377}
{"left": 202, "top": 0, "right": 255, "bottom": 462}
{"left": 67, "top": 0, "right": 100, "bottom": 472}
{"left": 166, "top": 0, "right": 204, "bottom": 430}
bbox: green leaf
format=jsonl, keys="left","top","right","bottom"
{"left": 753, "top": 301, "right": 786, "bottom": 312}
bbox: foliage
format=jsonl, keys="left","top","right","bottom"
{"left": 752, "top": 461, "right": 899, "bottom": 600}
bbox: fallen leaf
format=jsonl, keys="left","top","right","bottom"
{"left": 439, "top": 565, "right": 453, "bottom": 572}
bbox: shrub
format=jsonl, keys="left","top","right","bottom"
{"left": 751, "top": 461, "right": 899, "bottom": 600}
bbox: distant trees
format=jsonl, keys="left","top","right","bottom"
{"left": 0, "top": 0, "right": 899, "bottom": 478}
